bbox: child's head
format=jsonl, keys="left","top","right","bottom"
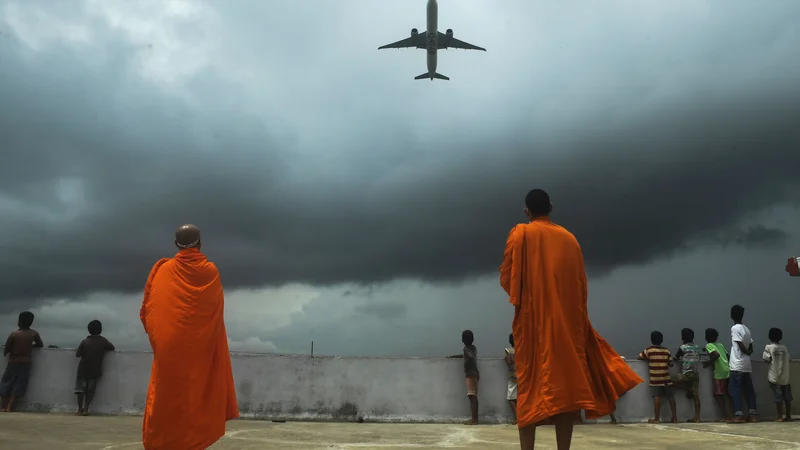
{"left": 462, "top": 329, "right": 474, "bottom": 346}
{"left": 769, "top": 327, "right": 783, "bottom": 344}
{"left": 730, "top": 304, "right": 745, "bottom": 323}
{"left": 681, "top": 328, "right": 695, "bottom": 343}
{"left": 88, "top": 320, "right": 103, "bottom": 336}
{"left": 650, "top": 330, "right": 664, "bottom": 346}
{"left": 17, "top": 311, "right": 34, "bottom": 330}
{"left": 705, "top": 328, "right": 719, "bottom": 343}
{"left": 508, "top": 333, "right": 514, "bottom": 348}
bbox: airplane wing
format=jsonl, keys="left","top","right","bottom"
{"left": 437, "top": 31, "right": 486, "bottom": 51}
{"left": 378, "top": 33, "right": 426, "bottom": 50}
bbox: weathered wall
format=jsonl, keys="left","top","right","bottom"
{"left": 12, "top": 349, "right": 799, "bottom": 423}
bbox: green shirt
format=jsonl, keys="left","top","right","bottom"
{"left": 706, "top": 342, "right": 730, "bottom": 379}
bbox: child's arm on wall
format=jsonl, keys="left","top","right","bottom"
{"left": 32, "top": 331, "right": 43, "bottom": 349}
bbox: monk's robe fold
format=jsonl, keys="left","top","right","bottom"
{"left": 500, "top": 219, "right": 642, "bottom": 429}
{"left": 140, "top": 248, "right": 239, "bottom": 450}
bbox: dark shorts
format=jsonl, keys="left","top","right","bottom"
{"left": 673, "top": 372, "right": 700, "bottom": 396}
{"left": 74, "top": 376, "right": 99, "bottom": 395}
{"left": 771, "top": 384, "right": 793, "bottom": 403}
{"left": 713, "top": 378, "right": 729, "bottom": 396}
{"left": 649, "top": 384, "right": 673, "bottom": 398}
{"left": 0, "top": 362, "right": 32, "bottom": 397}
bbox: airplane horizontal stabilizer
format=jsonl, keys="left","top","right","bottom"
{"left": 414, "top": 72, "right": 450, "bottom": 81}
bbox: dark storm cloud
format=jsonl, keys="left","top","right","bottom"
{"left": 1, "top": 2, "right": 799, "bottom": 306}
{"left": 354, "top": 302, "right": 407, "bottom": 320}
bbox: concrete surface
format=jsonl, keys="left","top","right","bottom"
{"left": 1, "top": 413, "right": 800, "bottom": 449}
{"left": 12, "top": 349, "right": 800, "bottom": 423}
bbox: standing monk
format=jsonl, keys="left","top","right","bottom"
{"left": 500, "top": 190, "right": 642, "bottom": 450}
{"left": 140, "top": 224, "right": 239, "bottom": 450}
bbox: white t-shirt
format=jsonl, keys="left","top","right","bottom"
{"left": 729, "top": 324, "right": 753, "bottom": 372}
{"left": 763, "top": 343, "right": 791, "bottom": 385}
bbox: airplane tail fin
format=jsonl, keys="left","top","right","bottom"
{"left": 414, "top": 72, "right": 449, "bottom": 80}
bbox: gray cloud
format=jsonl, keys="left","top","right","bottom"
{"left": 1, "top": 0, "right": 799, "bottom": 357}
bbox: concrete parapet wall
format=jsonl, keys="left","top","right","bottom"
{"left": 11, "top": 349, "right": 799, "bottom": 423}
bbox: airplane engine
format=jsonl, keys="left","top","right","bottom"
{"left": 446, "top": 29, "right": 453, "bottom": 37}
{"left": 411, "top": 28, "right": 418, "bottom": 36}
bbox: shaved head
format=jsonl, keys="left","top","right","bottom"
{"left": 175, "top": 224, "right": 202, "bottom": 249}
{"left": 525, "top": 189, "right": 552, "bottom": 217}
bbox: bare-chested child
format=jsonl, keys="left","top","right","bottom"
{"left": 75, "top": 320, "right": 115, "bottom": 416}
{"left": 1, "top": 311, "right": 44, "bottom": 412}
{"left": 448, "top": 330, "right": 479, "bottom": 425}
{"left": 638, "top": 331, "right": 677, "bottom": 423}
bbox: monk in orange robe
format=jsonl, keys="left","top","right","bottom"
{"left": 140, "top": 224, "right": 239, "bottom": 450}
{"left": 500, "top": 190, "right": 642, "bottom": 450}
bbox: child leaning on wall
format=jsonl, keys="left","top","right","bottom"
{"left": 448, "top": 329, "right": 479, "bottom": 425}
{"left": 75, "top": 320, "right": 116, "bottom": 416}
{"left": 0, "top": 311, "right": 44, "bottom": 412}
{"left": 763, "top": 327, "right": 792, "bottom": 422}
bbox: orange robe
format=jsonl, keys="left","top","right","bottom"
{"left": 500, "top": 218, "right": 642, "bottom": 429}
{"left": 140, "top": 248, "right": 239, "bottom": 450}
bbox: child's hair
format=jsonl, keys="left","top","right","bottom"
{"left": 88, "top": 320, "right": 103, "bottom": 336}
{"left": 768, "top": 327, "right": 783, "bottom": 343}
{"left": 681, "top": 328, "right": 695, "bottom": 342}
{"left": 18, "top": 311, "right": 35, "bottom": 329}
{"left": 705, "top": 328, "right": 719, "bottom": 342}
{"left": 650, "top": 330, "right": 664, "bottom": 346}
{"left": 508, "top": 333, "right": 514, "bottom": 347}
{"left": 730, "top": 304, "right": 745, "bottom": 322}
{"left": 462, "top": 329, "right": 474, "bottom": 346}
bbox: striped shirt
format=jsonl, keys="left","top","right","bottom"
{"left": 639, "top": 346, "right": 672, "bottom": 386}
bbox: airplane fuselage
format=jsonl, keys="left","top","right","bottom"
{"left": 426, "top": 0, "right": 438, "bottom": 79}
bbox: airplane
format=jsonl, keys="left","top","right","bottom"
{"left": 378, "top": 0, "right": 486, "bottom": 81}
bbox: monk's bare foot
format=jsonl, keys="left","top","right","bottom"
{"left": 671, "top": 417, "right": 678, "bottom": 424}
{"left": 462, "top": 419, "right": 478, "bottom": 425}
{"left": 75, "top": 410, "right": 83, "bottom": 416}
{"left": 715, "top": 418, "right": 727, "bottom": 422}
{"left": 81, "top": 411, "right": 90, "bottom": 416}
{"left": 785, "top": 416, "right": 792, "bottom": 422}
{"left": 687, "top": 418, "right": 700, "bottom": 423}
{"left": 647, "top": 419, "right": 660, "bottom": 424}
{"left": 775, "top": 417, "right": 785, "bottom": 422}
{"left": 727, "top": 417, "right": 746, "bottom": 424}
{"left": 747, "top": 416, "right": 758, "bottom": 423}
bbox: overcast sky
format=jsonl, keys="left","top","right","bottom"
{"left": 1, "top": 0, "right": 799, "bottom": 359}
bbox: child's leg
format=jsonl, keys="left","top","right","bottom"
{"left": 5, "top": 395, "right": 16, "bottom": 412}
{"left": 743, "top": 373, "right": 758, "bottom": 421}
{"left": 714, "top": 395, "right": 728, "bottom": 421}
{"left": 76, "top": 392, "right": 85, "bottom": 415}
{"left": 609, "top": 412, "right": 618, "bottom": 425}
{"left": 728, "top": 371, "right": 745, "bottom": 422}
{"left": 784, "top": 385, "right": 793, "bottom": 421}
{"left": 464, "top": 377, "right": 478, "bottom": 425}
{"left": 468, "top": 395, "right": 478, "bottom": 423}
{"left": 75, "top": 376, "right": 85, "bottom": 414}
{"left": 666, "top": 388, "right": 677, "bottom": 423}
{"left": 650, "top": 395, "right": 662, "bottom": 423}
{"left": 691, "top": 378, "right": 701, "bottom": 422}
{"left": 508, "top": 400, "right": 517, "bottom": 424}
{"left": 83, "top": 378, "right": 98, "bottom": 415}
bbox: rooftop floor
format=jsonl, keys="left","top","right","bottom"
{"left": 1, "top": 413, "right": 799, "bottom": 449}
